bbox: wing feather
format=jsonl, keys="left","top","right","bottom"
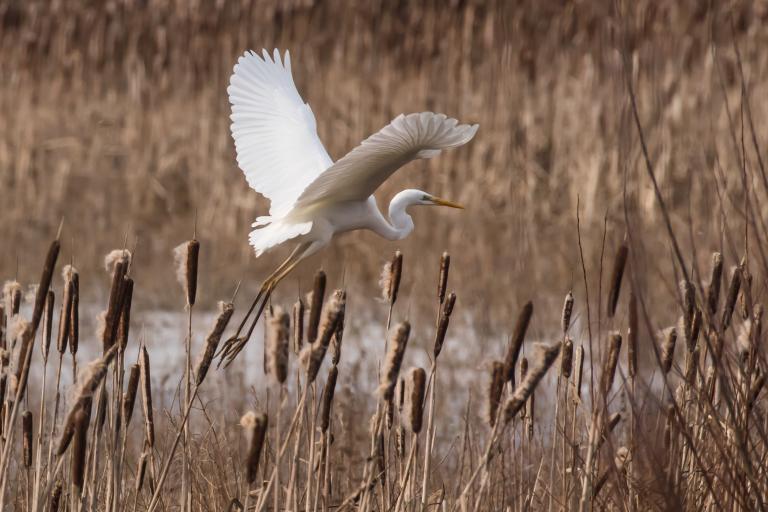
{"left": 293, "top": 112, "right": 478, "bottom": 208}
{"left": 228, "top": 49, "right": 333, "bottom": 218}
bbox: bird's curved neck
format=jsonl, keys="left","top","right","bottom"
{"left": 375, "top": 194, "right": 414, "bottom": 241}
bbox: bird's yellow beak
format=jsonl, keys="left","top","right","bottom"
{"left": 430, "top": 196, "right": 465, "bottom": 209}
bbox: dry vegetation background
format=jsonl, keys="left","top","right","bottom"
{"left": 3, "top": 0, "right": 768, "bottom": 511}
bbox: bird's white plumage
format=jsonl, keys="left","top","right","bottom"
{"left": 295, "top": 112, "right": 478, "bottom": 207}
{"left": 228, "top": 49, "right": 333, "bottom": 218}
{"left": 228, "top": 49, "right": 478, "bottom": 257}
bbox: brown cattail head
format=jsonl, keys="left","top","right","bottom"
{"left": 117, "top": 277, "right": 134, "bottom": 352}
{"left": 503, "top": 343, "right": 561, "bottom": 423}
{"left": 41, "top": 289, "right": 55, "bottom": 361}
{"left": 13, "top": 322, "right": 35, "bottom": 402}
{"left": 403, "top": 367, "right": 426, "bottom": 433}
{"left": 607, "top": 242, "right": 628, "bottom": 317}
{"left": 379, "top": 250, "right": 403, "bottom": 305}
{"left": 103, "top": 251, "right": 129, "bottom": 353}
{"left": 136, "top": 448, "right": 148, "bottom": 492}
{"left": 320, "top": 365, "right": 339, "bottom": 433}
{"left": 660, "top": 327, "right": 677, "bottom": 374}
{"left": 378, "top": 322, "right": 411, "bottom": 400}
{"left": 684, "top": 347, "right": 699, "bottom": 386}
{"left": 722, "top": 265, "right": 742, "bottom": 330}
{"left": 600, "top": 333, "right": 622, "bottom": 397}
{"left": 487, "top": 361, "right": 505, "bottom": 427}
{"left": 748, "top": 370, "right": 765, "bottom": 409}
{"left": 96, "top": 387, "right": 109, "bottom": 432}
{"left": 307, "top": 270, "right": 327, "bottom": 343}
{"left": 707, "top": 252, "right": 723, "bottom": 316}
{"left": 266, "top": 306, "right": 290, "bottom": 384}
{"left": 627, "top": 288, "right": 638, "bottom": 378}
{"left": 433, "top": 291, "right": 456, "bottom": 359}
{"left": 688, "top": 308, "right": 702, "bottom": 352}
{"left": 71, "top": 407, "right": 89, "bottom": 491}
{"left": 31, "top": 239, "right": 61, "bottom": 333}
{"left": 123, "top": 363, "right": 141, "bottom": 428}
{"left": 56, "top": 267, "right": 75, "bottom": 355}
{"left": 174, "top": 239, "right": 200, "bottom": 306}
{"left": 740, "top": 271, "right": 753, "bottom": 321}
{"left": 3, "top": 281, "right": 22, "bottom": 317}
{"left": 560, "top": 338, "right": 574, "bottom": 379}
{"left": 195, "top": 301, "right": 234, "bottom": 386}
{"left": 519, "top": 358, "right": 528, "bottom": 420}
{"left": 503, "top": 301, "right": 533, "bottom": 384}
{"left": 680, "top": 279, "right": 695, "bottom": 327}
{"left": 241, "top": 411, "right": 268, "bottom": 484}
{"left": 22, "top": 410, "right": 32, "bottom": 468}
{"left": 292, "top": 299, "right": 304, "bottom": 354}
{"left": 330, "top": 290, "right": 346, "bottom": 365}
{"left": 50, "top": 481, "right": 63, "bottom": 512}
{"left": 69, "top": 269, "right": 79, "bottom": 355}
{"left": 302, "top": 291, "right": 345, "bottom": 382}
{"left": 139, "top": 345, "right": 155, "bottom": 447}
{"left": 562, "top": 291, "right": 574, "bottom": 334}
{"left": 0, "top": 304, "right": 5, "bottom": 350}
{"left": 437, "top": 252, "right": 450, "bottom": 304}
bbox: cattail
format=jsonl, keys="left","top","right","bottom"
{"left": 174, "top": 239, "right": 200, "bottom": 306}
{"left": 195, "top": 301, "right": 234, "bottom": 386}
{"left": 302, "top": 292, "right": 344, "bottom": 383}
{"left": 56, "top": 267, "right": 74, "bottom": 354}
{"left": 330, "top": 290, "right": 346, "bottom": 365}
{"left": 266, "top": 306, "right": 290, "bottom": 384}
{"left": 519, "top": 360, "right": 528, "bottom": 422}
{"left": 487, "top": 361, "right": 505, "bottom": 427}
{"left": 663, "top": 404, "right": 675, "bottom": 450}
{"left": 292, "top": 299, "right": 304, "bottom": 354}
{"left": 740, "top": 272, "right": 752, "bottom": 321}
{"left": 241, "top": 411, "right": 268, "bottom": 484}
{"left": 139, "top": 346, "right": 155, "bottom": 447}
{"left": 595, "top": 412, "right": 622, "bottom": 453}
{"left": 573, "top": 345, "right": 584, "bottom": 398}
{"left": 748, "top": 371, "right": 765, "bottom": 409}
{"left": 379, "top": 251, "right": 403, "bottom": 305}
{"left": 0, "top": 304, "right": 5, "bottom": 349}
{"left": 503, "top": 343, "right": 561, "bottom": 423}
{"left": 103, "top": 255, "right": 128, "bottom": 353}
{"left": 688, "top": 308, "right": 701, "bottom": 352}
{"left": 50, "top": 481, "right": 63, "bottom": 512}
{"left": 71, "top": 407, "right": 89, "bottom": 491}
{"left": 437, "top": 252, "right": 450, "bottom": 304}
{"left": 503, "top": 301, "right": 533, "bottom": 384}
{"left": 307, "top": 270, "right": 326, "bottom": 343}
{"left": 13, "top": 322, "right": 34, "bottom": 401}
{"left": 69, "top": 269, "right": 79, "bottom": 355}
{"left": 607, "top": 242, "right": 629, "bottom": 317}
{"left": 31, "top": 239, "right": 61, "bottom": 332}
{"left": 433, "top": 291, "right": 456, "bottom": 358}
{"left": 680, "top": 279, "right": 695, "bottom": 333}
{"left": 378, "top": 322, "right": 410, "bottom": 400}
{"left": 118, "top": 277, "right": 134, "bottom": 351}
{"left": 136, "top": 448, "right": 148, "bottom": 492}
{"left": 320, "top": 365, "right": 338, "bottom": 433}
{"left": 722, "top": 265, "right": 741, "bottom": 329}
{"left": 660, "top": 327, "right": 677, "bottom": 374}
{"left": 684, "top": 347, "right": 699, "bottom": 385}
{"left": 41, "top": 290, "right": 55, "bottom": 361}
{"left": 403, "top": 367, "right": 426, "bottom": 433}
{"left": 123, "top": 363, "right": 141, "bottom": 428}
{"left": 4, "top": 281, "right": 22, "bottom": 317}
{"left": 562, "top": 291, "right": 574, "bottom": 334}
{"left": 627, "top": 288, "right": 638, "bottom": 378}
{"left": 600, "top": 333, "right": 622, "bottom": 397}
{"left": 707, "top": 252, "right": 723, "bottom": 316}
{"left": 560, "top": 338, "right": 574, "bottom": 379}
{"left": 22, "top": 410, "right": 32, "bottom": 468}
{"left": 96, "top": 387, "right": 109, "bottom": 432}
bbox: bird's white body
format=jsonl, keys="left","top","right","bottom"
{"left": 220, "top": 48, "right": 479, "bottom": 362}
{"left": 228, "top": 48, "right": 477, "bottom": 282}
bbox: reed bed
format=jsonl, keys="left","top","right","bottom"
{"left": 0, "top": 214, "right": 766, "bottom": 512}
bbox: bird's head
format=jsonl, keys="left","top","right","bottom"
{"left": 396, "top": 189, "right": 465, "bottom": 210}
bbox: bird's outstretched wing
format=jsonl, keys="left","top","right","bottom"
{"left": 293, "top": 112, "right": 478, "bottom": 208}
{"left": 228, "top": 49, "right": 333, "bottom": 218}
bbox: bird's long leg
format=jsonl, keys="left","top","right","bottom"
{"left": 221, "top": 242, "right": 311, "bottom": 366}
{"left": 220, "top": 243, "right": 306, "bottom": 355}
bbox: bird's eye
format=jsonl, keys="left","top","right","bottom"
{"left": 422, "top": 195, "right": 431, "bottom": 201}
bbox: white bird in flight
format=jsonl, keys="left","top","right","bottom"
{"left": 221, "top": 49, "right": 478, "bottom": 363}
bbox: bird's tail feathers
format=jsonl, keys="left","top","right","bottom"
{"left": 249, "top": 220, "right": 312, "bottom": 257}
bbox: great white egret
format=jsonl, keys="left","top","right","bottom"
{"left": 220, "top": 49, "right": 478, "bottom": 363}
